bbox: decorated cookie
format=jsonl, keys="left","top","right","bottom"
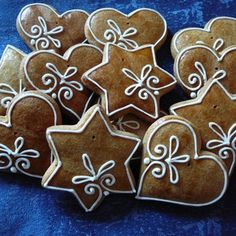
{"left": 136, "top": 116, "right": 228, "bottom": 206}
{"left": 0, "top": 45, "right": 26, "bottom": 115}
{"left": 82, "top": 43, "right": 176, "bottom": 122}
{"left": 21, "top": 44, "right": 102, "bottom": 121}
{"left": 85, "top": 8, "right": 167, "bottom": 50}
{"left": 42, "top": 105, "right": 141, "bottom": 212}
{"left": 17, "top": 3, "right": 88, "bottom": 54}
{"left": 171, "top": 16, "right": 236, "bottom": 58}
{"left": 0, "top": 91, "right": 62, "bottom": 178}
{"left": 173, "top": 44, "right": 236, "bottom": 98}
{"left": 170, "top": 80, "right": 236, "bottom": 175}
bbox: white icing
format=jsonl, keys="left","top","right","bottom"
{"left": 104, "top": 19, "right": 138, "bottom": 49}
{"left": 170, "top": 80, "right": 236, "bottom": 176}
{"left": 26, "top": 16, "right": 63, "bottom": 50}
{"left": 87, "top": 8, "right": 167, "bottom": 49}
{"left": 206, "top": 122, "right": 236, "bottom": 174}
{"left": 72, "top": 153, "right": 116, "bottom": 205}
{"left": 43, "top": 106, "right": 141, "bottom": 212}
{"left": 83, "top": 44, "right": 176, "bottom": 120}
{"left": 172, "top": 16, "right": 236, "bottom": 55}
{"left": 175, "top": 44, "right": 233, "bottom": 98}
{"left": 144, "top": 135, "right": 190, "bottom": 184}
{"left": 0, "top": 137, "right": 40, "bottom": 175}
{"left": 136, "top": 118, "right": 228, "bottom": 206}
{"left": 112, "top": 116, "right": 140, "bottom": 131}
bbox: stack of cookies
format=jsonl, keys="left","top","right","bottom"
{"left": 0, "top": 3, "right": 235, "bottom": 212}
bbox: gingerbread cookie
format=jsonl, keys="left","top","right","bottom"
{"left": 170, "top": 80, "right": 236, "bottom": 175}
{"left": 0, "top": 45, "right": 26, "bottom": 115}
{"left": 136, "top": 116, "right": 228, "bottom": 206}
{"left": 171, "top": 16, "right": 236, "bottom": 58}
{"left": 0, "top": 91, "right": 62, "bottom": 178}
{"left": 82, "top": 43, "right": 176, "bottom": 122}
{"left": 21, "top": 44, "right": 102, "bottom": 121}
{"left": 17, "top": 3, "right": 88, "bottom": 54}
{"left": 42, "top": 105, "right": 141, "bottom": 212}
{"left": 85, "top": 8, "right": 167, "bottom": 50}
{"left": 174, "top": 44, "right": 236, "bottom": 98}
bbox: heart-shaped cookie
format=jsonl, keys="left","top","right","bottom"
{"left": 136, "top": 116, "right": 228, "bottom": 206}
{"left": 21, "top": 44, "right": 102, "bottom": 121}
{"left": 0, "top": 91, "right": 62, "bottom": 178}
{"left": 171, "top": 16, "right": 236, "bottom": 58}
{"left": 17, "top": 3, "right": 88, "bottom": 54}
{"left": 0, "top": 45, "right": 25, "bottom": 116}
{"left": 174, "top": 44, "right": 236, "bottom": 98}
{"left": 85, "top": 8, "right": 167, "bottom": 50}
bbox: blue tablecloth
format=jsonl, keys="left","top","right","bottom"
{"left": 0, "top": 0, "right": 235, "bottom": 235}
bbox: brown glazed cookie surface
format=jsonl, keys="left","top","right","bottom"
{"left": 170, "top": 80, "right": 236, "bottom": 175}
{"left": 0, "top": 45, "right": 25, "bottom": 115}
{"left": 17, "top": 3, "right": 88, "bottom": 54}
{"left": 21, "top": 44, "right": 103, "bottom": 121}
{"left": 171, "top": 16, "right": 236, "bottom": 58}
{"left": 0, "top": 91, "right": 62, "bottom": 178}
{"left": 82, "top": 43, "right": 176, "bottom": 122}
{"left": 136, "top": 116, "right": 228, "bottom": 206}
{"left": 42, "top": 105, "right": 141, "bottom": 212}
{"left": 174, "top": 44, "right": 236, "bottom": 98}
{"left": 85, "top": 8, "right": 167, "bottom": 50}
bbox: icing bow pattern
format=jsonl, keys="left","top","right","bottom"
{"left": 207, "top": 122, "right": 236, "bottom": 174}
{"left": 29, "top": 16, "right": 64, "bottom": 50}
{"left": 186, "top": 61, "right": 226, "bottom": 98}
{"left": 144, "top": 135, "right": 190, "bottom": 184}
{"left": 104, "top": 19, "right": 138, "bottom": 49}
{"left": 196, "top": 38, "right": 225, "bottom": 52}
{"left": 123, "top": 64, "right": 163, "bottom": 103}
{"left": 72, "top": 153, "right": 116, "bottom": 197}
{"left": 0, "top": 137, "right": 40, "bottom": 175}
{"left": 112, "top": 116, "right": 140, "bottom": 131}
{"left": 41, "top": 62, "right": 84, "bottom": 119}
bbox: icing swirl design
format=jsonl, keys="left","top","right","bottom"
{"left": 143, "top": 135, "right": 190, "bottom": 184}
{"left": 207, "top": 122, "right": 236, "bottom": 174}
{"left": 28, "top": 16, "right": 63, "bottom": 50}
{"left": 72, "top": 153, "right": 116, "bottom": 198}
{"left": 104, "top": 19, "right": 138, "bottom": 49}
{"left": 40, "top": 62, "right": 83, "bottom": 119}
{"left": 186, "top": 61, "right": 226, "bottom": 98}
{"left": 112, "top": 116, "right": 140, "bottom": 131}
{"left": 123, "top": 64, "right": 163, "bottom": 105}
{"left": 196, "top": 38, "right": 225, "bottom": 52}
{"left": 0, "top": 137, "right": 40, "bottom": 175}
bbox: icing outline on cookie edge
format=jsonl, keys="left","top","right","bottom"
{"left": 43, "top": 105, "right": 141, "bottom": 212}
{"left": 0, "top": 91, "right": 59, "bottom": 178}
{"left": 0, "top": 45, "right": 26, "bottom": 109}
{"left": 83, "top": 43, "right": 176, "bottom": 120}
{"left": 86, "top": 8, "right": 167, "bottom": 49}
{"left": 172, "top": 16, "right": 236, "bottom": 56}
{"left": 170, "top": 80, "right": 236, "bottom": 175}
{"left": 17, "top": 3, "right": 89, "bottom": 50}
{"left": 136, "top": 118, "right": 228, "bottom": 206}
{"left": 24, "top": 44, "right": 102, "bottom": 120}
{"left": 174, "top": 44, "right": 236, "bottom": 98}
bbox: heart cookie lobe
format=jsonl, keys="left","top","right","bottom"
{"left": 174, "top": 44, "right": 236, "bottom": 98}
{"left": 0, "top": 45, "right": 25, "bottom": 115}
{"left": 136, "top": 116, "right": 228, "bottom": 206}
{"left": 0, "top": 91, "right": 62, "bottom": 178}
{"left": 171, "top": 16, "right": 236, "bottom": 58}
{"left": 22, "top": 44, "right": 103, "bottom": 121}
{"left": 85, "top": 8, "right": 167, "bottom": 50}
{"left": 17, "top": 3, "right": 88, "bottom": 54}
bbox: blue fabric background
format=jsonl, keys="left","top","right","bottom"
{"left": 0, "top": 0, "right": 235, "bottom": 235}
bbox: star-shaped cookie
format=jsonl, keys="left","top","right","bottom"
{"left": 170, "top": 79, "right": 236, "bottom": 175}
{"left": 82, "top": 43, "right": 176, "bottom": 122}
{"left": 42, "top": 105, "right": 141, "bottom": 212}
